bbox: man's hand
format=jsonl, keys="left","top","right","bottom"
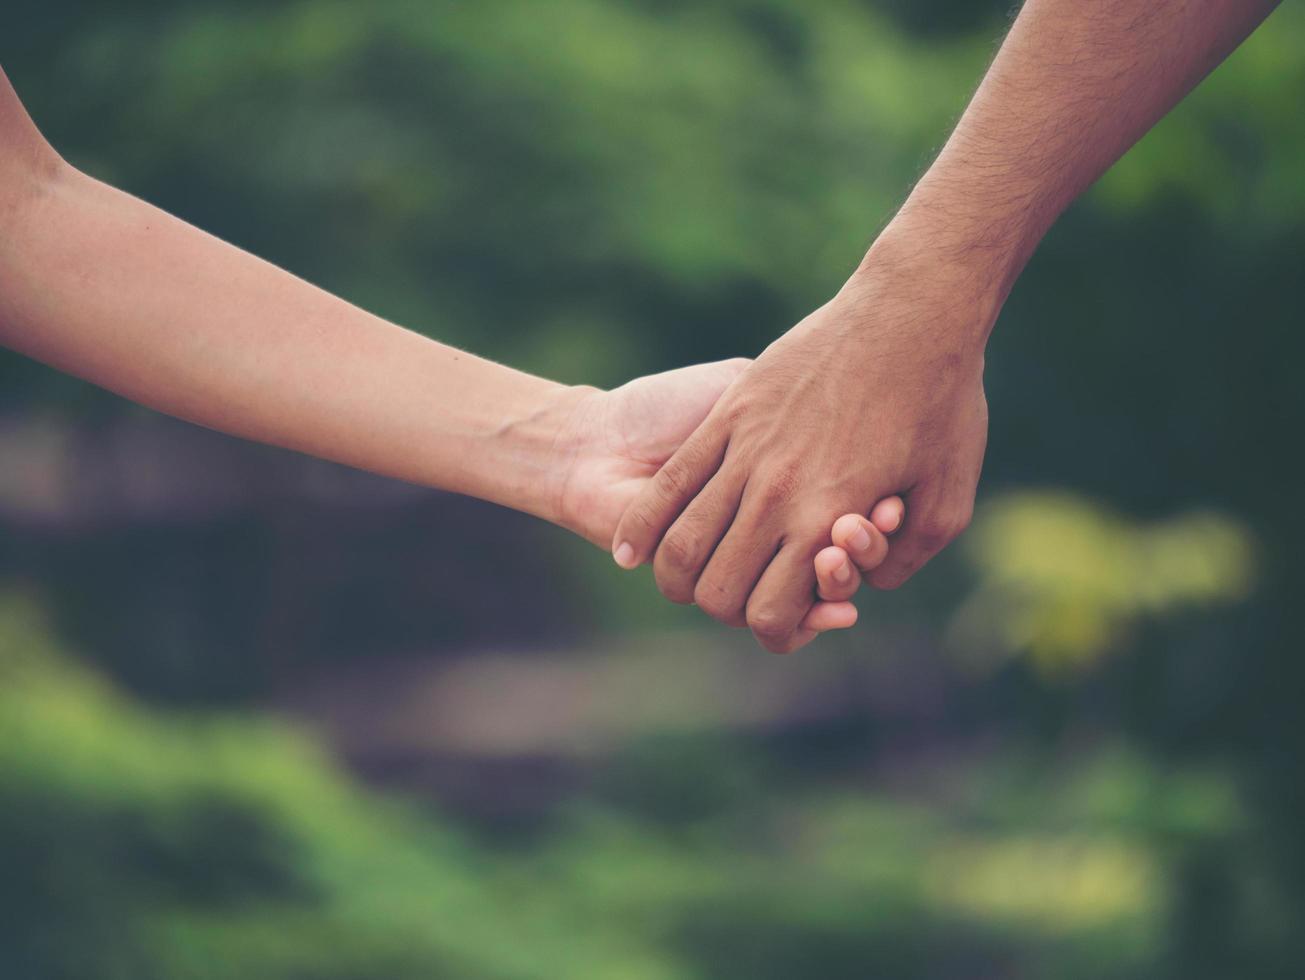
{"left": 610, "top": 233, "right": 993, "bottom": 653}
{"left": 609, "top": 0, "right": 1279, "bottom": 654}
{"left": 554, "top": 357, "right": 904, "bottom": 639}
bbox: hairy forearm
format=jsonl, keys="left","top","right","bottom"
{"left": 0, "top": 77, "right": 581, "bottom": 521}
{"left": 880, "top": 0, "right": 1280, "bottom": 318}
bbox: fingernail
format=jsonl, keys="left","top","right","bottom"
{"left": 849, "top": 526, "right": 872, "bottom": 552}
{"left": 833, "top": 561, "right": 852, "bottom": 584}
{"left": 885, "top": 511, "right": 902, "bottom": 533}
{"left": 613, "top": 542, "right": 636, "bottom": 568}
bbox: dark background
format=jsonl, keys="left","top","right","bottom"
{"left": 2, "top": 1, "right": 1302, "bottom": 977}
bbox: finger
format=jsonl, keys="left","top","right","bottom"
{"left": 653, "top": 466, "right": 746, "bottom": 604}
{"left": 814, "top": 545, "right": 860, "bottom": 602}
{"left": 800, "top": 600, "right": 858, "bottom": 632}
{"left": 870, "top": 495, "right": 905, "bottom": 535}
{"left": 866, "top": 484, "right": 972, "bottom": 591}
{"left": 746, "top": 542, "right": 820, "bottom": 655}
{"left": 812, "top": 495, "right": 905, "bottom": 599}
{"left": 781, "top": 628, "right": 820, "bottom": 655}
{"left": 691, "top": 492, "right": 783, "bottom": 628}
{"left": 611, "top": 422, "right": 729, "bottom": 569}
{"left": 830, "top": 514, "right": 891, "bottom": 574}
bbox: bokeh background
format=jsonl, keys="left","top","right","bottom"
{"left": 2, "top": 1, "right": 1303, "bottom": 977}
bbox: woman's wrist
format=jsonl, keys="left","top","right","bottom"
{"left": 465, "top": 377, "right": 604, "bottom": 533}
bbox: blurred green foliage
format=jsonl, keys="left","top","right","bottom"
{"left": 0, "top": 597, "right": 1273, "bottom": 979}
{"left": 952, "top": 492, "right": 1255, "bottom": 673}
{"left": 2, "top": 0, "right": 1304, "bottom": 976}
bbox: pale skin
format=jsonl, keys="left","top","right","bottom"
{"left": 0, "top": 64, "right": 893, "bottom": 639}
{"left": 613, "top": 0, "right": 1284, "bottom": 654}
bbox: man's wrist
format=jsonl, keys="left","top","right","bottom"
{"left": 843, "top": 199, "right": 1017, "bottom": 356}
{"left": 887, "top": 151, "right": 1060, "bottom": 295}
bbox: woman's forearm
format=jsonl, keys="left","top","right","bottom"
{"left": 0, "top": 102, "right": 584, "bottom": 523}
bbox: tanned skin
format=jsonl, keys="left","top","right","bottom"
{"left": 612, "top": 0, "right": 1283, "bottom": 653}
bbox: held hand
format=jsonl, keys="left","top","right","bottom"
{"left": 610, "top": 241, "right": 993, "bottom": 653}
{"left": 554, "top": 358, "right": 752, "bottom": 550}
{"left": 551, "top": 359, "right": 901, "bottom": 643}
{"left": 796, "top": 498, "right": 906, "bottom": 646}
{"left": 813, "top": 501, "right": 906, "bottom": 606}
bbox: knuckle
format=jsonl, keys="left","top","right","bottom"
{"left": 653, "top": 566, "right": 695, "bottom": 605}
{"left": 918, "top": 504, "right": 972, "bottom": 549}
{"left": 760, "top": 465, "right": 802, "bottom": 508}
{"left": 622, "top": 501, "right": 659, "bottom": 538}
{"left": 724, "top": 399, "right": 753, "bottom": 428}
{"left": 653, "top": 552, "right": 698, "bottom": 606}
{"left": 915, "top": 517, "right": 951, "bottom": 550}
{"left": 656, "top": 458, "right": 695, "bottom": 502}
{"left": 658, "top": 529, "right": 700, "bottom": 573}
{"left": 694, "top": 580, "right": 746, "bottom": 627}
{"left": 746, "top": 604, "right": 793, "bottom": 638}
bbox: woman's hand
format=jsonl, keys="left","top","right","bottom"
{"left": 554, "top": 359, "right": 753, "bottom": 550}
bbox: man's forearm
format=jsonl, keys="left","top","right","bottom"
{"left": 880, "top": 0, "right": 1280, "bottom": 316}
{"left": 0, "top": 72, "right": 584, "bottom": 523}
